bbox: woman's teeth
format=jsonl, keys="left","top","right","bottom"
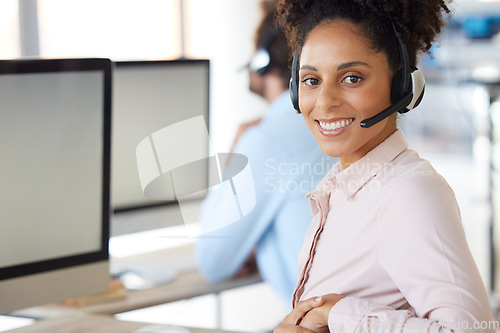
{"left": 319, "top": 119, "right": 353, "bottom": 130}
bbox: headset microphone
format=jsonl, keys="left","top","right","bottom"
{"left": 290, "top": 22, "right": 425, "bottom": 128}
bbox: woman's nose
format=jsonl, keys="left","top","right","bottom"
{"left": 316, "top": 83, "right": 342, "bottom": 111}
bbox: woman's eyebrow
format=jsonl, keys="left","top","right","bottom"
{"left": 337, "top": 61, "right": 371, "bottom": 70}
{"left": 300, "top": 64, "right": 317, "bottom": 71}
{"left": 300, "top": 61, "right": 372, "bottom": 72}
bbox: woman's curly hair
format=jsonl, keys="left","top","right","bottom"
{"left": 276, "top": 0, "right": 452, "bottom": 70}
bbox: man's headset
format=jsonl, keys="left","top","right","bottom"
{"left": 289, "top": 22, "right": 425, "bottom": 128}
{"left": 247, "top": 26, "right": 280, "bottom": 76}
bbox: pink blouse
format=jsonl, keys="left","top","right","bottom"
{"left": 293, "top": 129, "right": 496, "bottom": 332}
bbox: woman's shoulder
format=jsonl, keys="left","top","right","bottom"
{"left": 373, "top": 147, "right": 462, "bottom": 232}
{"left": 386, "top": 148, "right": 452, "bottom": 189}
{"left": 377, "top": 148, "right": 459, "bottom": 214}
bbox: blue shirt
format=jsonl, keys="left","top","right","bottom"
{"left": 196, "top": 91, "right": 335, "bottom": 303}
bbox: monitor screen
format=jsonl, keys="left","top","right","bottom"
{"left": 0, "top": 58, "right": 111, "bottom": 314}
{"left": 111, "top": 60, "right": 210, "bottom": 213}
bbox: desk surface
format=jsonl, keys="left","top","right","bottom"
{"left": 10, "top": 240, "right": 262, "bottom": 331}
{"left": 5, "top": 314, "right": 246, "bottom": 333}
{"left": 41, "top": 241, "right": 261, "bottom": 315}
{"left": 9, "top": 270, "right": 261, "bottom": 333}
{"left": 69, "top": 269, "right": 262, "bottom": 315}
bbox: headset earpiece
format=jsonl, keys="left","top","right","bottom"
{"left": 406, "top": 67, "right": 425, "bottom": 111}
{"left": 390, "top": 64, "right": 425, "bottom": 114}
{"left": 391, "top": 66, "right": 425, "bottom": 114}
{"left": 290, "top": 49, "right": 301, "bottom": 113}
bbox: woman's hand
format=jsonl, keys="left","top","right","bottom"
{"left": 274, "top": 294, "right": 346, "bottom": 333}
{"left": 299, "top": 294, "right": 346, "bottom": 333}
{"left": 274, "top": 296, "right": 325, "bottom": 333}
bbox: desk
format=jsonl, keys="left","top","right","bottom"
{"left": 62, "top": 269, "right": 262, "bottom": 315}
{"left": 9, "top": 238, "right": 263, "bottom": 331}
{"left": 8, "top": 271, "right": 262, "bottom": 333}
{"left": 59, "top": 240, "right": 262, "bottom": 315}
{"left": 5, "top": 314, "right": 246, "bottom": 333}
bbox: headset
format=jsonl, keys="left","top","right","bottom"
{"left": 289, "top": 22, "right": 425, "bottom": 128}
{"left": 247, "top": 26, "right": 280, "bottom": 76}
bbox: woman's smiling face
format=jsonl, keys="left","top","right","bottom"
{"left": 299, "top": 20, "right": 397, "bottom": 168}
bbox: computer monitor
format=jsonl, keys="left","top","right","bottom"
{"left": 0, "top": 58, "right": 111, "bottom": 314}
{"left": 111, "top": 60, "right": 210, "bottom": 213}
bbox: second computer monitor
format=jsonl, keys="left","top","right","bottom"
{"left": 112, "top": 60, "right": 210, "bottom": 213}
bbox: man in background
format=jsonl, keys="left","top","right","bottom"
{"left": 196, "top": 0, "right": 334, "bottom": 307}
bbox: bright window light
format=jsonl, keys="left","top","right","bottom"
{"left": 0, "top": 0, "right": 21, "bottom": 59}
{"left": 37, "top": 0, "right": 182, "bottom": 60}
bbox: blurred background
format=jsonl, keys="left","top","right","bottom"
{"left": 1, "top": 0, "right": 500, "bottom": 331}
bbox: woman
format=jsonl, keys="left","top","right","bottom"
{"left": 273, "top": 0, "right": 496, "bottom": 332}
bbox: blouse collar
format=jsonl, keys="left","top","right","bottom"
{"left": 308, "top": 129, "right": 409, "bottom": 201}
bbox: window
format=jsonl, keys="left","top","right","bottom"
{"left": 0, "top": 0, "right": 21, "bottom": 59}
{"left": 37, "top": 0, "right": 182, "bottom": 60}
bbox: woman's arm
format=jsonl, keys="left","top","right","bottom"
{"left": 295, "top": 294, "right": 496, "bottom": 333}
{"left": 367, "top": 173, "right": 494, "bottom": 332}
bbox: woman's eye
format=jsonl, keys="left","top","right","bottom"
{"left": 343, "top": 75, "right": 362, "bottom": 84}
{"left": 302, "top": 77, "right": 319, "bottom": 86}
